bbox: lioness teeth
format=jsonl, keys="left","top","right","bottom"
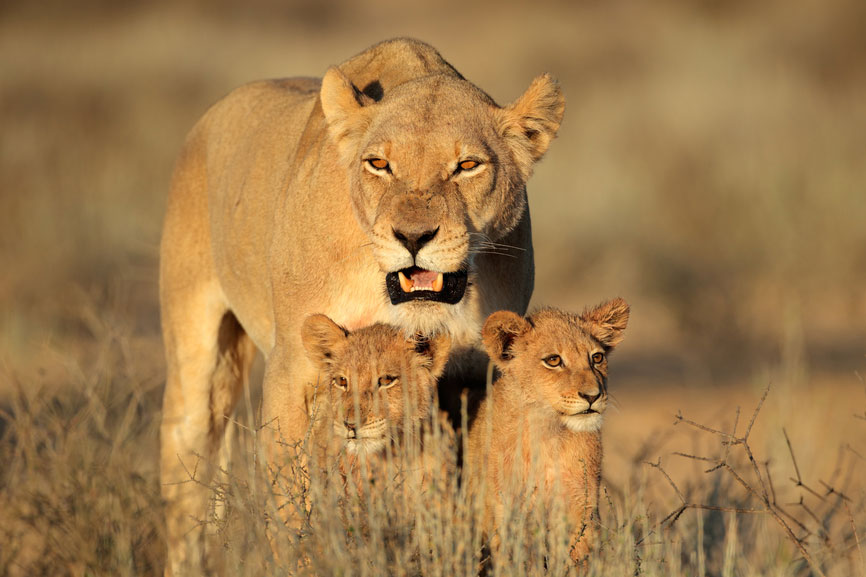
{"left": 397, "top": 269, "right": 445, "bottom": 293}
{"left": 385, "top": 268, "right": 467, "bottom": 304}
{"left": 398, "top": 271, "right": 413, "bottom": 292}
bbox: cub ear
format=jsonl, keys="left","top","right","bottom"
{"left": 301, "top": 314, "right": 348, "bottom": 366}
{"left": 320, "top": 67, "right": 374, "bottom": 164}
{"left": 580, "top": 298, "right": 630, "bottom": 349}
{"left": 411, "top": 332, "right": 452, "bottom": 378}
{"left": 482, "top": 310, "right": 531, "bottom": 364}
{"left": 497, "top": 73, "right": 565, "bottom": 180}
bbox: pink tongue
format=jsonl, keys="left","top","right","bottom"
{"left": 410, "top": 269, "right": 438, "bottom": 289}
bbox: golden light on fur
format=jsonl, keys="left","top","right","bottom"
{"left": 467, "top": 300, "right": 629, "bottom": 565}
{"left": 158, "top": 38, "right": 562, "bottom": 574}
{"left": 300, "top": 314, "right": 451, "bottom": 461}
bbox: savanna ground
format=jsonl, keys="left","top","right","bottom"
{"left": 1, "top": 0, "right": 865, "bottom": 575}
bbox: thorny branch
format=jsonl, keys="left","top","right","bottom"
{"left": 652, "top": 385, "right": 838, "bottom": 577}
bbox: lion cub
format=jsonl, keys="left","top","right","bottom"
{"left": 301, "top": 314, "right": 452, "bottom": 478}
{"left": 466, "top": 299, "right": 629, "bottom": 564}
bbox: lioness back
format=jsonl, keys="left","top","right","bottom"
{"left": 466, "top": 299, "right": 629, "bottom": 564}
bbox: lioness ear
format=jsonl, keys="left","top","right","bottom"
{"left": 482, "top": 310, "right": 531, "bottom": 364}
{"left": 320, "top": 67, "right": 374, "bottom": 164}
{"left": 580, "top": 298, "right": 630, "bottom": 350}
{"left": 411, "top": 332, "right": 452, "bottom": 378}
{"left": 498, "top": 73, "right": 565, "bottom": 180}
{"left": 301, "top": 314, "right": 349, "bottom": 366}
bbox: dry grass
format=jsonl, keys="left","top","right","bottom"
{"left": 1, "top": 300, "right": 864, "bottom": 576}
{"left": 2, "top": 0, "right": 866, "bottom": 575}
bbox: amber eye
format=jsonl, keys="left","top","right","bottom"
{"left": 366, "top": 158, "right": 390, "bottom": 171}
{"left": 455, "top": 159, "right": 481, "bottom": 174}
{"left": 591, "top": 352, "right": 605, "bottom": 364}
{"left": 377, "top": 375, "right": 399, "bottom": 389}
{"left": 542, "top": 354, "right": 562, "bottom": 368}
{"left": 333, "top": 376, "right": 348, "bottom": 390}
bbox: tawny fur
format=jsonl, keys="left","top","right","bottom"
{"left": 159, "top": 38, "right": 564, "bottom": 575}
{"left": 466, "top": 299, "right": 629, "bottom": 565}
{"left": 300, "top": 314, "right": 451, "bottom": 475}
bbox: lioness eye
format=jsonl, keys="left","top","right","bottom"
{"left": 378, "top": 375, "right": 398, "bottom": 389}
{"left": 458, "top": 159, "right": 479, "bottom": 172}
{"left": 542, "top": 355, "right": 562, "bottom": 368}
{"left": 366, "top": 158, "right": 390, "bottom": 171}
{"left": 333, "top": 376, "right": 348, "bottom": 390}
{"left": 591, "top": 352, "right": 605, "bottom": 364}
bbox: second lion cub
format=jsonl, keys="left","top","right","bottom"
{"left": 466, "top": 298, "right": 629, "bottom": 564}
{"left": 300, "top": 314, "right": 453, "bottom": 484}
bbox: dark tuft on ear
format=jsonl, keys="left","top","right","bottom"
{"left": 301, "top": 314, "right": 349, "bottom": 367}
{"left": 580, "top": 298, "right": 630, "bottom": 350}
{"left": 482, "top": 310, "right": 531, "bottom": 365}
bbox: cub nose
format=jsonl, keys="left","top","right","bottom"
{"left": 344, "top": 421, "right": 357, "bottom": 436}
{"left": 392, "top": 227, "right": 439, "bottom": 258}
{"left": 579, "top": 391, "right": 601, "bottom": 406}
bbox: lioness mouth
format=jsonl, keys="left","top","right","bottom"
{"left": 386, "top": 267, "right": 468, "bottom": 305}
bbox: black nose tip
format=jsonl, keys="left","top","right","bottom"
{"left": 579, "top": 391, "right": 601, "bottom": 406}
{"left": 344, "top": 421, "right": 356, "bottom": 432}
{"left": 393, "top": 227, "right": 439, "bottom": 257}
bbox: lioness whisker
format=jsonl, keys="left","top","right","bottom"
{"left": 468, "top": 234, "right": 526, "bottom": 252}
{"left": 468, "top": 250, "right": 518, "bottom": 259}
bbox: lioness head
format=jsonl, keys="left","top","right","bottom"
{"left": 320, "top": 66, "right": 564, "bottom": 328}
{"left": 482, "top": 299, "right": 629, "bottom": 433}
{"left": 301, "top": 314, "right": 451, "bottom": 455}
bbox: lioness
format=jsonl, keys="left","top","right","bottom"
{"left": 159, "top": 38, "right": 564, "bottom": 573}
{"left": 300, "top": 314, "right": 451, "bottom": 467}
{"left": 466, "top": 299, "right": 629, "bottom": 565}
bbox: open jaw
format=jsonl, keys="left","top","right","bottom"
{"left": 385, "top": 267, "right": 468, "bottom": 305}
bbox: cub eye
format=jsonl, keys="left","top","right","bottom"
{"left": 542, "top": 355, "right": 562, "bottom": 368}
{"left": 332, "top": 376, "right": 348, "bottom": 390}
{"left": 457, "top": 159, "right": 480, "bottom": 172}
{"left": 366, "top": 158, "right": 390, "bottom": 172}
{"left": 591, "top": 352, "right": 605, "bottom": 364}
{"left": 377, "top": 375, "right": 399, "bottom": 389}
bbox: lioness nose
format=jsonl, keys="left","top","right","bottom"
{"left": 344, "top": 420, "right": 356, "bottom": 432}
{"left": 579, "top": 391, "right": 601, "bottom": 406}
{"left": 393, "top": 227, "right": 439, "bottom": 258}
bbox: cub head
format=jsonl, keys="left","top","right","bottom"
{"left": 301, "top": 314, "right": 451, "bottom": 455}
{"left": 320, "top": 65, "right": 564, "bottom": 331}
{"left": 482, "top": 299, "right": 630, "bottom": 433}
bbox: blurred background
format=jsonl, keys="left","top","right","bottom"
{"left": 1, "top": 0, "right": 865, "bottom": 484}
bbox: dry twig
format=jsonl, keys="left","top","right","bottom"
{"left": 652, "top": 385, "right": 831, "bottom": 577}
